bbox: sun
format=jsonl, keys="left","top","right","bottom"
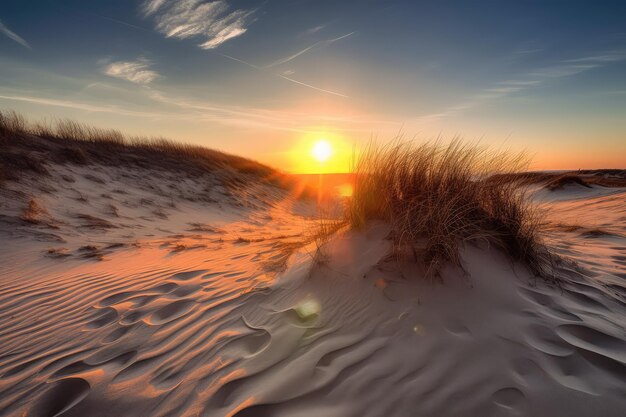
{"left": 288, "top": 132, "right": 350, "bottom": 174}
{"left": 312, "top": 140, "right": 333, "bottom": 163}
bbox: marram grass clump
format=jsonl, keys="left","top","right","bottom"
{"left": 346, "top": 140, "right": 555, "bottom": 280}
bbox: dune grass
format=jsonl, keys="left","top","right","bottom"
{"left": 346, "top": 140, "right": 555, "bottom": 280}
{"left": 0, "top": 109, "right": 286, "bottom": 185}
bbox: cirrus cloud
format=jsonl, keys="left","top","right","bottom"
{"left": 103, "top": 59, "right": 160, "bottom": 84}
{"left": 142, "top": 0, "right": 254, "bottom": 49}
{"left": 0, "top": 19, "right": 30, "bottom": 49}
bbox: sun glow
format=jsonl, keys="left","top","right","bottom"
{"left": 286, "top": 131, "right": 353, "bottom": 174}
{"left": 312, "top": 140, "right": 333, "bottom": 162}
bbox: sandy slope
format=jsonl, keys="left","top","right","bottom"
{"left": 0, "top": 165, "right": 625, "bottom": 417}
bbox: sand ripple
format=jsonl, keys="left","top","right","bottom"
{"left": 1, "top": 190, "right": 625, "bottom": 416}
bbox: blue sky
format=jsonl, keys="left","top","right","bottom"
{"left": 1, "top": 0, "right": 625, "bottom": 170}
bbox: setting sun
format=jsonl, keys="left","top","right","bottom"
{"left": 285, "top": 131, "right": 352, "bottom": 174}
{"left": 312, "top": 140, "right": 333, "bottom": 162}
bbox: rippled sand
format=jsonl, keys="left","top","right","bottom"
{"left": 1, "top": 165, "right": 625, "bottom": 416}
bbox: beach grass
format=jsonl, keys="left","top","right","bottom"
{"left": 345, "top": 140, "right": 555, "bottom": 280}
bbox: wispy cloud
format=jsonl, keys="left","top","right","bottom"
{"left": 563, "top": 53, "right": 626, "bottom": 64}
{"left": 528, "top": 51, "right": 626, "bottom": 79}
{"left": 496, "top": 80, "right": 541, "bottom": 87}
{"left": 0, "top": 77, "right": 394, "bottom": 134}
{"left": 264, "top": 31, "right": 356, "bottom": 68}
{"left": 103, "top": 59, "right": 160, "bottom": 84}
{"left": 141, "top": 2, "right": 352, "bottom": 96}
{"left": 515, "top": 48, "right": 542, "bottom": 55}
{"left": 306, "top": 25, "right": 326, "bottom": 35}
{"left": 417, "top": 49, "right": 626, "bottom": 122}
{"left": 0, "top": 94, "right": 165, "bottom": 118}
{"left": 142, "top": 0, "right": 254, "bottom": 49}
{"left": 143, "top": 0, "right": 167, "bottom": 15}
{"left": 142, "top": 87, "right": 387, "bottom": 130}
{"left": 0, "top": 19, "right": 30, "bottom": 49}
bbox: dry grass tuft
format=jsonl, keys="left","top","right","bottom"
{"left": 309, "top": 214, "right": 345, "bottom": 267}
{"left": 0, "top": 110, "right": 27, "bottom": 137}
{"left": 346, "top": 140, "right": 555, "bottom": 280}
{"left": 261, "top": 218, "right": 344, "bottom": 274}
{"left": 20, "top": 199, "right": 48, "bottom": 224}
{"left": 186, "top": 223, "right": 224, "bottom": 234}
{"left": 45, "top": 247, "right": 71, "bottom": 258}
{"left": 261, "top": 241, "right": 303, "bottom": 273}
{"left": 77, "top": 245, "right": 105, "bottom": 261}
{"left": 19, "top": 198, "right": 61, "bottom": 229}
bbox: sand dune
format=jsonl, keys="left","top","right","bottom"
{"left": 1, "top": 150, "right": 625, "bottom": 416}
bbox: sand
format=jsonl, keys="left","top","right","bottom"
{"left": 0, "top": 162, "right": 625, "bottom": 417}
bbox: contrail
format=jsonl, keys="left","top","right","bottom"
{"left": 215, "top": 52, "right": 349, "bottom": 98}
{"left": 0, "top": 20, "right": 30, "bottom": 49}
{"left": 264, "top": 43, "right": 320, "bottom": 68}
{"left": 264, "top": 31, "right": 356, "bottom": 68}
{"left": 279, "top": 75, "right": 348, "bottom": 98}
{"left": 215, "top": 52, "right": 262, "bottom": 70}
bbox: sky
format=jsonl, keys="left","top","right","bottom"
{"left": 1, "top": 0, "right": 625, "bottom": 172}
